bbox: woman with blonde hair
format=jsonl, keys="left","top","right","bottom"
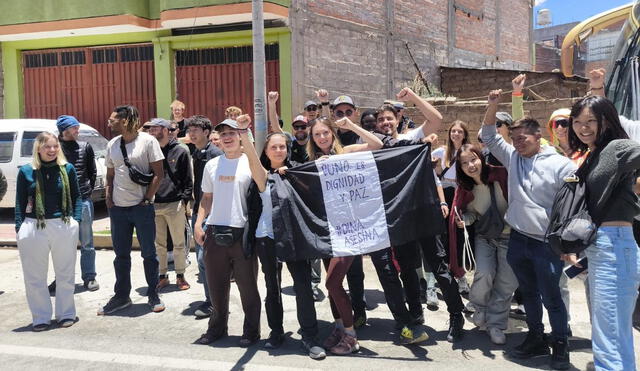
{"left": 15, "top": 131, "right": 82, "bottom": 331}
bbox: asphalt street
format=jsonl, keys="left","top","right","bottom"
{"left": 1, "top": 242, "right": 637, "bottom": 370}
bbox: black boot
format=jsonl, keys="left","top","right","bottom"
{"left": 512, "top": 331, "right": 550, "bottom": 359}
{"left": 550, "top": 339, "right": 570, "bottom": 370}
{"left": 447, "top": 312, "right": 464, "bottom": 342}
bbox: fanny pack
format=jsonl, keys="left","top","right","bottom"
{"left": 120, "top": 139, "right": 153, "bottom": 186}
{"left": 212, "top": 225, "right": 244, "bottom": 247}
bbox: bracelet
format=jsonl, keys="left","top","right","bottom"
{"left": 440, "top": 202, "right": 448, "bottom": 207}
{"left": 321, "top": 102, "right": 329, "bottom": 106}
{"left": 512, "top": 92, "right": 523, "bottom": 96}
{"left": 237, "top": 128, "right": 248, "bottom": 133}
{"left": 590, "top": 85, "right": 604, "bottom": 90}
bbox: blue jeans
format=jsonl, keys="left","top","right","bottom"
{"left": 109, "top": 205, "right": 158, "bottom": 299}
{"left": 506, "top": 230, "right": 568, "bottom": 340}
{"left": 79, "top": 198, "right": 96, "bottom": 281}
{"left": 191, "top": 213, "right": 209, "bottom": 302}
{"left": 586, "top": 226, "right": 640, "bottom": 371}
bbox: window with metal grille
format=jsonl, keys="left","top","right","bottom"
{"left": 120, "top": 45, "right": 154, "bottom": 62}
{"left": 92, "top": 49, "right": 117, "bottom": 64}
{"left": 176, "top": 44, "right": 279, "bottom": 66}
{"left": 24, "top": 53, "right": 58, "bottom": 68}
{"left": 61, "top": 51, "right": 86, "bottom": 66}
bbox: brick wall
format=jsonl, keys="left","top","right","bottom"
{"left": 439, "top": 67, "right": 588, "bottom": 102}
{"left": 395, "top": 97, "right": 582, "bottom": 144}
{"left": 289, "top": 0, "right": 532, "bottom": 115}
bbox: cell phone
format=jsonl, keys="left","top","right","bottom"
{"left": 564, "top": 257, "right": 588, "bottom": 279}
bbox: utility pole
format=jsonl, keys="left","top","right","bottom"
{"left": 252, "top": 0, "right": 267, "bottom": 154}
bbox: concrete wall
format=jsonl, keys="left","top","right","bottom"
{"left": 289, "top": 0, "right": 533, "bottom": 114}
{"left": 440, "top": 67, "right": 588, "bottom": 101}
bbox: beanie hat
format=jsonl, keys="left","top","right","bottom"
{"left": 56, "top": 115, "right": 80, "bottom": 133}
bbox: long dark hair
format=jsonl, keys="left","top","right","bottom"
{"left": 455, "top": 144, "right": 490, "bottom": 191}
{"left": 567, "top": 96, "right": 628, "bottom": 154}
{"left": 259, "top": 132, "right": 291, "bottom": 170}
{"left": 445, "top": 120, "right": 470, "bottom": 167}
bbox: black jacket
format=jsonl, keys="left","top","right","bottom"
{"left": 60, "top": 139, "right": 96, "bottom": 200}
{"left": 155, "top": 139, "right": 193, "bottom": 204}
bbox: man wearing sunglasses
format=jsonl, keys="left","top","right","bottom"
{"left": 331, "top": 95, "right": 361, "bottom": 146}
{"left": 303, "top": 101, "right": 320, "bottom": 122}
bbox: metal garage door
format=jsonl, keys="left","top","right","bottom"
{"left": 175, "top": 44, "right": 280, "bottom": 122}
{"left": 22, "top": 44, "right": 156, "bottom": 137}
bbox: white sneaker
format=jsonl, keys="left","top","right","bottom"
{"left": 426, "top": 288, "right": 439, "bottom": 308}
{"left": 472, "top": 310, "right": 486, "bottom": 328}
{"left": 458, "top": 276, "right": 470, "bottom": 295}
{"left": 488, "top": 327, "right": 506, "bottom": 345}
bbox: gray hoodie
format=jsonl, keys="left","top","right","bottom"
{"left": 481, "top": 125, "right": 576, "bottom": 241}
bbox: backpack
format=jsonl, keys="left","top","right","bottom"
{"left": 545, "top": 163, "right": 599, "bottom": 256}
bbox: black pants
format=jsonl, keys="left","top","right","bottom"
{"left": 347, "top": 255, "right": 366, "bottom": 316}
{"left": 369, "top": 247, "right": 413, "bottom": 325}
{"left": 256, "top": 237, "right": 319, "bottom": 339}
{"left": 396, "top": 236, "right": 464, "bottom": 316}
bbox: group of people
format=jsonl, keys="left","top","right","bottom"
{"left": 13, "top": 68, "right": 640, "bottom": 370}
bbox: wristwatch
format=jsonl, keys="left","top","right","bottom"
{"left": 321, "top": 101, "right": 330, "bottom": 106}
{"left": 143, "top": 198, "right": 154, "bottom": 205}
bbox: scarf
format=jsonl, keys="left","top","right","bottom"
{"left": 35, "top": 162, "right": 72, "bottom": 229}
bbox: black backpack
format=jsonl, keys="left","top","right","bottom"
{"left": 545, "top": 161, "right": 599, "bottom": 256}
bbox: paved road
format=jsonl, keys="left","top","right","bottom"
{"left": 2, "top": 246, "right": 637, "bottom": 370}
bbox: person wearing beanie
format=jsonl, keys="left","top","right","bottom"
{"left": 48, "top": 115, "right": 100, "bottom": 295}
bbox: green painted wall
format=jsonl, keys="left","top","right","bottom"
{"left": 0, "top": 0, "right": 290, "bottom": 25}
{"left": 2, "top": 27, "right": 292, "bottom": 125}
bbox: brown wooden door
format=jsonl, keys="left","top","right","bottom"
{"left": 175, "top": 44, "right": 280, "bottom": 124}
{"left": 22, "top": 44, "right": 156, "bottom": 138}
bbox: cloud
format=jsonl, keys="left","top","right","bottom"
{"left": 534, "top": 0, "right": 548, "bottom": 6}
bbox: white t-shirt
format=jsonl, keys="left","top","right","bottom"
{"left": 397, "top": 126, "right": 425, "bottom": 141}
{"left": 201, "top": 154, "right": 252, "bottom": 228}
{"left": 106, "top": 132, "right": 164, "bottom": 207}
{"left": 432, "top": 146, "right": 457, "bottom": 189}
{"left": 255, "top": 182, "right": 274, "bottom": 239}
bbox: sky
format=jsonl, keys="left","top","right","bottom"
{"left": 533, "top": 0, "right": 634, "bottom": 28}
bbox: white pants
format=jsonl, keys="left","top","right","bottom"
{"left": 17, "top": 218, "right": 79, "bottom": 325}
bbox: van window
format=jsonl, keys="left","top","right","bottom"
{"left": 0, "top": 132, "right": 16, "bottom": 163}
{"left": 79, "top": 130, "right": 108, "bottom": 158}
{"left": 21, "top": 131, "right": 43, "bottom": 157}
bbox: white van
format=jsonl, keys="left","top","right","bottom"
{"left": 0, "top": 119, "right": 108, "bottom": 208}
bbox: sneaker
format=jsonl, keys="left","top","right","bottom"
{"left": 488, "top": 327, "right": 506, "bottom": 345}
{"left": 323, "top": 327, "right": 344, "bottom": 349}
{"left": 458, "top": 276, "right": 470, "bottom": 295}
{"left": 353, "top": 312, "right": 367, "bottom": 329}
{"left": 264, "top": 331, "right": 285, "bottom": 349}
{"left": 84, "top": 279, "right": 99, "bottom": 292}
{"left": 550, "top": 339, "right": 570, "bottom": 370}
{"left": 399, "top": 326, "right": 429, "bottom": 345}
{"left": 512, "top": 331, "right": 550, "bottom": 359}
{"left": 426, "top": 288, "right": 439, "bottom": 309}
{"left": 464, "top": 301, "right": 476, "bottom": 313}
{"left": 301, "top": 338, "right": 327, "bottom": 360}
{"left": 514, "top": 304, "right": 526, "bottom": 315}
{"left": 98, "top": 296, "right": 132, "bottom": 315}
{"left": 447, "top": 313, "right": 465, "bottom": 342}
{"left": 472, "top": 310, "right": 486, "bottom": 328}
{"left": 58, "top": 317, "right": 77, "bottom": 328}
{"left": 32, "top": 323, "right": 50, "bottom": 332}
{"left": 148, "top": 296, "right": 166, "bottom": 313}
{"left": 48, "top": 280, "right": 56, "bottom": 295}
{"left": 330, "top": 332, "right": 360, "bottom": 355}
{"left": 194, "top": 301, "right": 213, "bottom": 318}
{"left": 176, "top": 277, "right": 190, "bottom": 290}
{"left": 312, "top": 287, "right": 324, "bottom": 302}
{"left": 195, "top": 329, "right": 227, "bottom": 345}
{"left": 156, "top": 277, "right": 170, "bottom": 290}
{"left": 239, "top": 334, "right": 260, "bottom": 347}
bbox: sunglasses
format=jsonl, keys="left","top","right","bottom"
{"left": 496, "top": 121, "right": 509, "bottom": 128}
{"left": 334, "top": 109, "right": 354, "bottom": 118}
{"left": 554, "top": 118, "right": 570, "bottom": 128}
{"left": 168, "top": 128, "right": 178, "bottom": 132}
{"left": 305, "top": 105, "right": 318, "bottom": 112}
{"left": 293, "top": 125, "right": 307, "bottom": 130}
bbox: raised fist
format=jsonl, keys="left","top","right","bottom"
{"left": 396, "top": 87, "right": 416, "bottom": 102}
{"left": 268, "top": 91, "right": 279, "bottom": 104}
{"left": 512, "top": 74, "right": 526, "bottom": 93}
{"left": 588, "top": 68, "right": 606, "bottom": 89}
{"left": 316, "top": 89, "right": 329, "bottom": 103}
{"left": 488, "top": 89, "right": 502, "bottom": 104}
{"left": 236, "top": 114, "right": 252, "bottom": 130}
{"left": 335, "top": 117, "right": 353, "bottom": 131}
